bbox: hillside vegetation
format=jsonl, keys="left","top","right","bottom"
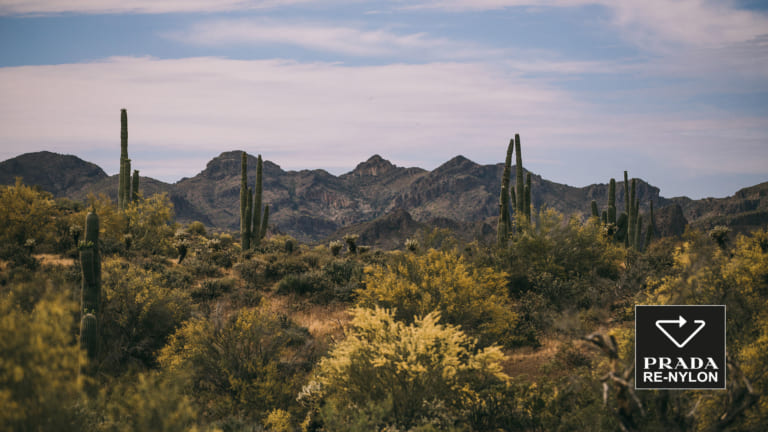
{"left": 2, "top": 171, "right": 767, "bottom": 431}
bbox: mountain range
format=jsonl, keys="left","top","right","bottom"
{"left": 2, "top": 150, "right": 767, "bottom": 246}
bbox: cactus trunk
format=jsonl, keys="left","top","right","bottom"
{"left": 645, "top": 201, "right": 655, "bottom": 248}
{"left": 497, "top": 139, "right": 513, "bottom": 246}
{"left": 131, "top": 170, "right": 140, "bottom": 202}
{"left": 591, "top": 200, "right": 599, "bottom": 219}
{"left": 80, "top": 211, "right": 100, "bottom": 368}
{"left": 608, "top": 178, "right": 616, "bottom": 225}
{"left": 252, "top": 155, "right": 264, "bottom": 247}
{"left": 259, "top": 204, "right": 269, "bottom": 240}
{"left": 118, "top": 109, "right": 128, "bottom": 210}
{"left": 240, "top": 152, "right": 249, "bottom": 249}
{"left": 514, "top": 134, "right": 524, "bottom": 221}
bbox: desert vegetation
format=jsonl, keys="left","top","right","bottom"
{"left": 1, "top": 117, "right": 766, "bottom": 431}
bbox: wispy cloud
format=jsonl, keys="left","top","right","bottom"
{"left": 0, "top": 0, "right": 321, "bottom": 15}
{"left": 166, "top": 19, "right": 499, "bottom": 60}
{"left": 397, "top": 0, "right": 768, "bottom": 49}
{"left": 0, "top": 56, "right": 764, "bottom": 198}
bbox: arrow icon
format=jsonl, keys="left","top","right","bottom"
{"left": 655, "top": 315, "right": 706, "bottom": 348}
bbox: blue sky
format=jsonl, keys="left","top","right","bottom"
{"left": 1, "top": 1, "right": 766, "bottom": 199}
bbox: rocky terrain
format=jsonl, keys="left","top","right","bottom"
{"left": 3, "top": 150, "right": 767, "bottom": 246}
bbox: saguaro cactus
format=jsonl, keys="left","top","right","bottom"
{"left": 608, "top": 178, "right": 617, "bottom": 225}
{"left": 80, "top": 211, "right": 100, "bottom": 361}
{"left": 497, "top": 138, "right": 513, "bottom": 246}
{"left": 524, "top": 172, "right": 532, "bottom": 222}
{"left": 131, "top": 170, "right": 140, "bottom": 202}
{"left": 514, "top": 134, "right": 525, "bottom": 220}
{"left": 251, "top": 155, "right": 268, "bottom": 248}
{"left": 628, "top": 178, "right": 637, "bottom": 247}
{"left": 240, "top": 152, "right": 250, "bottom": 250}
{"left": 645, "top": 201, "right": 655, "bottom": 248}
{"left": 591, "top": 200, "right": 599, "bottom": 219}
{"left": 80, "top": 313, "right": 98, "bottom": 360}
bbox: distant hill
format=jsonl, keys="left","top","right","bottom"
{"left": 2, "top": 151, "right": 767, "bottom": 244}
{"left": 0, "top": 151, "right": 108, "bottom": 197}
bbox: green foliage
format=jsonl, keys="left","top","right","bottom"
{"left": 301, "top": 307, "right": 510, "bottom": 431}
{"left": 159, "top": 306, "right": 312, "bottom": 422}
{"left": 99, "top": 258, "right": 192, "bottom": 373}
{"left": 357, "top": 249, "right": 520, "bottom": 347}
{"left": 123, "top": 193, "right": 176, "bottom": 255}
{"left": 96, "top": 372, "right": 200, "bottom": 432}
{"left": 0, "top": 287, "right": 85, "bottom": 431}
{"left": 186, "top": 221, "right": 207, "bottom": 236}
{"left": 0, "top": 178, "right": 57, "bottom": 258}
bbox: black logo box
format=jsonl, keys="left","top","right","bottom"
{"left": 635, "top": 305, "right": 726, "bottom": 390}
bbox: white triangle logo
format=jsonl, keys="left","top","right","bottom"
{"left": 655, "top": 315, "right": 706, "bottom": 348}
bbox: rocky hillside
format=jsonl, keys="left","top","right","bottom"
{"left": 2, "top": 151, "right": 766, "bottom": 243}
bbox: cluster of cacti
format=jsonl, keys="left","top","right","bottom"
{"left": 79, "top": 211, "right": 101, "bottom": 362}
{"left": 240, "top": 152, "right": 270, "bottom": 250}
{"left": 593, "top": 171, "right": 655, "bottom": 250}
{"left": 117, "top": 109, "right": 139, "bottom": 210}
{"left": 497, "top": 134, "right": 533, "bottom": 245}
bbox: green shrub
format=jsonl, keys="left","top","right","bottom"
{"left": 300, "top": 307, "right": 510, "bottom": 431}
{"left": 357, "top": 249, "right": 522, "bottom": 348}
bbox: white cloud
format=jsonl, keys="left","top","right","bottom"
{"left": 397, "top": 0, "right": 768, "bottom": 49}
{"left": 168, "top": 19, "right": 498, "bottom": 59}
{"left": 0, "top": 0, "right": 320, "bottom": 15}
{"left": 0, "top": 56, "right": 765, "bottom": 198}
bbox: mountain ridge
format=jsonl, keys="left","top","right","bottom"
{"left": 2, "top": 150, "right": 767, "bottom": 244}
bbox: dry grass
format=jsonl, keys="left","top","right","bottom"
{"left": 263, "top": 293, "right": 350, "bottom": 342}
{"left": 502, "top": 337, "right": 563, "bottom": 380}
{"left": 34, "top": 254, "right": 74, "bottom": 267}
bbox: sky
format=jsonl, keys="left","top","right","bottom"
{"left": 0, "top": 1, "right": 767, "bottom": 199}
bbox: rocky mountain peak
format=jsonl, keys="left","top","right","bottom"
{"left": 348, "top": 154, "right": 396, "bottom": 177}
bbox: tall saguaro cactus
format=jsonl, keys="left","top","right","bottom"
{"left": 80, "top": 211, "right": 101, "bottom": 362}
{"left": 240, "top": 152, "right": 251, "bottom": 250}
{"left": 514, "top": 134, "right": 525, "bottom": 221}
{"left": 240, "top": 152, "right": 270, "bottom": 250}
{"left": 251, "top": 155, "right": 268, "bottom": 248}
{"left": 645, "top": 201, "right": 656, "bottom": 248}
{"left": 497, "top": 138, "right": 514, "bottom": 246}
{"left": 118, "top": 109, "right": 131, "bottom": 211}
{"left": 131, "top": 170, "right": 140, "bottom": 202}
{"left": 608, "top": 178, "right": 617, "bottom": 225}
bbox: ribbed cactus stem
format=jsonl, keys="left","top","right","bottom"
{"left": 80, "top": 313, "right": 98, "bottom": 360}
{"left": 601, "top": 210, "right": 608, "bottom": 225}
{"left": 608, "top": 178, "right": 616, "bottom": 225}
{"left": 525, "top": 172, "right": 532, "bottom": 222}
{"left": 635, "top": 214, "right": 644, "bottom": 251}
{"left": 131, "top": 170, "right": 140, "bottom": 202}
{"left": 259, "top": 204, "right": 269, "bottom": 240}
{"left": 615, "top": 212, "right": 628, "bottom": 243}
{"left": 497, "top": 139, "right": 513, "bottom": 246}
{"left": 591, "top": 200, "right": 599, "bottom": 219}
{"left": 624, "top": 171, "right": 629, "bottom": 214}
{"left": 628, "top": 178, "right": 637, "bottom": 247}
{"left": 80, "top": 211, "right": 100, "bottom": 365}
{"left": 245, "top": 187, "right": 253, "bottom": 250}
{"left": 252, "top": 155, "right": 264, "bottom": 247}
{"left": 118, "top": 109, "right": 128, "bottom": 210}
{"left": 514, "top": 134, "right": 524, "bottom": 219}
{"left": 645, "top": 201, "right": 655, "bottom": 248}
{"left": 240, "top": 152, "right": 248, "bottom": 249}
